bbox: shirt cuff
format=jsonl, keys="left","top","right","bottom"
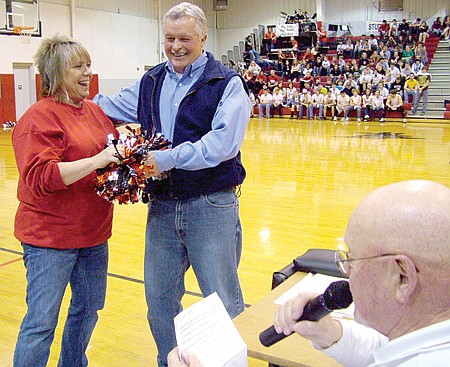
{"left": 152, "top": 149, "right": 176, "bottom": 172}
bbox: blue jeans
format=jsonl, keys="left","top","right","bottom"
{"left": 144, "top": 189, "right": 244, "bottom": 367}
{"left": 311, "top": 104, "right": 324, "bottom": 118}
{"left": 413, "top": 88, "right": 428, "bottom": 114}
{"left": 404, "top": 89, "right": 418, "bottom": 104}
{"left": 259, "top": 103, "right": 272, "bottom": 118}
{"left": 299, "top": 104, "right": 311, "bottom": 118}
{"left": 345, "top": 106, "right": 361, "bottom": 119}
{"left": 14, "top": 243, "right": 108, "bottom": 367}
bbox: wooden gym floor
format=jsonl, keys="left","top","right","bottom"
{"left": 1, "top": 117, "right": 449, "bottom": 366}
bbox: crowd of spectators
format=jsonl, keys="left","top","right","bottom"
{"left": 237, "top": 16, "right": 448, "bottom": 122}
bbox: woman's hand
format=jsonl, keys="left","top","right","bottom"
{"left": 92, "top": 144, "right": 124, "bottom": 170}
{"left": 58, "top": 144, "right": 125, "bottom": 186}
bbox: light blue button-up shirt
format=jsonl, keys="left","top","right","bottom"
{"left": 94, "top": 52, "right": 252, "bottom": 172}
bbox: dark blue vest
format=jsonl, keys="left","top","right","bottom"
{"left": 137, "top": 52, "right": 247, "bottom": 200}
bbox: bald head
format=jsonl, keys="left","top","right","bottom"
{"left": 346, "top": 180, "right": 450, "bottom": 263}
{"left": 345, "top": 180, "right": 450, "bottom": 338}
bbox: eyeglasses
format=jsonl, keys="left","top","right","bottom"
{"left": 335, "top": 249, "right": 397, "bottom": 276}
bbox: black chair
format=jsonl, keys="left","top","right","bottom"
{"left": 272, "top": 248, "right": 345, "bottom": 289}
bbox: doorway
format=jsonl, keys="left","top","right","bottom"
{"left": 13, "top": 62, "right": 36, "bottom": 120}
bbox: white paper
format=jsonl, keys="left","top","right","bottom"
{"left": 274, "top": 273, "right": 354, "bottom": 319}
{"left": 174, "top": 292, "right": 247, "bottom": 367}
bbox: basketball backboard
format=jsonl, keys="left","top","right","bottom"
{"left": 0, "top": 0, "right": 41, "bottom": 36}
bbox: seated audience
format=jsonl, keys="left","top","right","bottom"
{"left": 345, "top": 88, "right": 362, "bottom": 123}
{"left": 272, "top": 87, "right": 285, "bottom": 118}
{"left": 414, "top": 42, "right": 428, "bottom": 65}
{"left": 290, "top": 36, "right": 299, "bottom": 51}
{"left": 290, "top": 59, "right": 302, "bottom": 81}
{"left": 385, "top": 89, "right": 407, "bottom": 123}
{"left": 362, "top": 88, "right": 373, "bottom": 121}
{"left": 417, "top": 20, "right": 430, "bottom": 43}
{"left": 401, "top": 61, "right": 414, "bottom": 78}
{"left": 323, "top": 90, "right": 336, "bottom": 120}
{"left": 284, "top": 82, "right": 297, "bottom": 103}
{"left": 298, "top": 89, "right": 312, "bottom": 119}
{"left": 408, "top": 18, "right": 421, "bottom": 40}
{"left": 390, "top": 75, "right": 404, "bottom": 95}
{"left": 289, "top": 90, "right": 301, "bottom": 119}
{"left": 411, "top": 58, "right": 424, "bottom": 74}
{"left": 248, "top": 60, "right": 261, "bottom": 76}
{"left": 401, "top": 45, "right": 415, "bottom": 64}
{"left": 398, "top": 18, "right": 410, "bottom": 38}
{"left": 335, "top": 90, "right": 350, "bottom": 122}
{"left": 371, "top": 89, "right": 385, "bottom": 121}
{"left": 442, "top": 16, "right": 450, "bottom": 39}
{"left": 389, "top": 19, "right": 399, "bottom": 38}
{"left": 431, "top": 17, "right": 443, "bottom": 37}
{"left": 258, "top": 88, "right": 273, "bottom": 119}
{"left": 267, "top": 69, "right": 280, "bottom": 91}
{"left": 342, "top": 75, "right": 358, "bottom": 96}
{"left": 378, "top": 20, "right": 390, "bottom": 39}
{"left": 310, "top": 89, "right": 325, "bottom": 119}
{"left": 403, "top": 73, "right": 419, "bottom": 104}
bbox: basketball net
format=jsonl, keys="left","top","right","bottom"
{"left": 13, "top": 26, "right": 34, "bottom": 44}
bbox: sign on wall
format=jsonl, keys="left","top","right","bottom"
{"left": 275, "top": 24, "right": 299, "bottom": 37}
{"left": 366, "top": 21, "right": 383, "bottom": 33}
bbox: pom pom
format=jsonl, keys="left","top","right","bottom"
{"left": 94, "top": 126, "right": 170, "bottom": 204}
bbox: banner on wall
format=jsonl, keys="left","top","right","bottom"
{"left": 366, "top": 21, "right": 383, "bottom": 33}
{"left": 276, "top": 24, "right": 299, "bottom": 37}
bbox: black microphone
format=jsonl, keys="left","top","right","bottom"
{"left": 259, "top": 280, "right": 353, "bottom": 347}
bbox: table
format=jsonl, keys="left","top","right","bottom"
{"left": 234, "top": 273, "right": 342, "bottom": 367}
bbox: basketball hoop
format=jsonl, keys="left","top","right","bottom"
{"left": 13, "top": 26, "right": 34, "bottom": 44}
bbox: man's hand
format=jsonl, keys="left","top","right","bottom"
{"left": 273, "top": 292, "right": 344, "bottom": 349}
{"left": 142, "top": 151, "right": 161, "bottom": 178}
{"left": 168, "top": 347, "right": 203, "bottom": 367}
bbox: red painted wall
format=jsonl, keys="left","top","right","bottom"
{"left": 1, "top": 73, "right": 99, "bottom": 123}
{"left": 0, "top": 74, "right": 17, "bottom": 123}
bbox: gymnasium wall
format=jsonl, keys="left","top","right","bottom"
{"left": 0, "top": 1, "right": 220, "bottom": 118}
{"left": 1, "top": 0, "right": 449, "bottom": 122}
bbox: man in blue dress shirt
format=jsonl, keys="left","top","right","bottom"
{"left": 94, "top": 3, "right": 252, "bottom": 367}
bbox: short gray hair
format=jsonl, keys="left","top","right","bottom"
{"left": 163, "top": 2, "right": 208, "bottom": 39}
{"left": 34, "top": 35, "right": 91, "bottom": 103}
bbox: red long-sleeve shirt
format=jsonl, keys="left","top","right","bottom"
{"left": 12, "top": 97, "right": 118, "bottom": 249}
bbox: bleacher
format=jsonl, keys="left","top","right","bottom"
{"left": 224, "top": 16, "right": 446, "bottom": 120}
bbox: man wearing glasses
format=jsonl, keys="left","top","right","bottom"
{"left": 274, "top": 180, "right": 450, "bottom": 367}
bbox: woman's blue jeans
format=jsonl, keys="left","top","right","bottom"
{"left": 14, "top": 243, "right": 108, "bottom": 367}
{"left": 144, "top": 189, "right": 244, "bottom": 367}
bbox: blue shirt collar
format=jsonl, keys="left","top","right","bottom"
{"left": 164, "top": 51, "right": 208, "bottom": 79}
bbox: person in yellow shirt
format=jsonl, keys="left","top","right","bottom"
{"left": 403, "top": 73, "right": 419, "bottom": 107}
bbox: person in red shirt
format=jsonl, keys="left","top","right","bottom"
{"left": 264, "top": 26, "right": 277, "bottom": 53}
{"left": 300, "top": 71, "right": 315, "bottom": 90}
{"left": 378, "top": 19, "right": 390, "bottom": 40}
{"left": 12, "top": 36, "right": 124, "bottom": 367}
{"left": 290, "top": 36, "right": 299, "bottom": 51}
{"left": 267, "top": 69, "right": 280, "bottom": 90}
{"left": 302, "top": 47, "right": 315, "bottom": 63}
